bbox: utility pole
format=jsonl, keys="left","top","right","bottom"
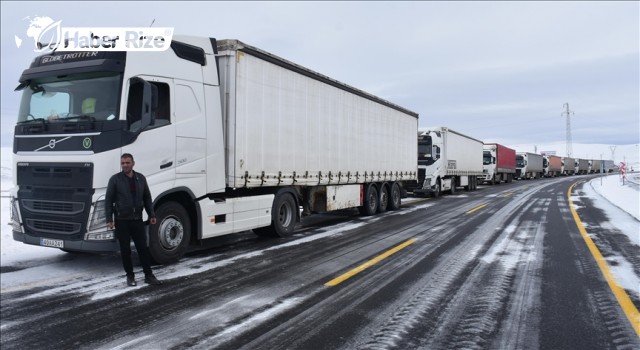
{"left": 610, "top": 145, "right": 616, "bottom": 162}
{"left": 562, "top": 103, "right": 574, "bottom": 157}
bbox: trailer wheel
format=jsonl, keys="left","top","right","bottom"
{"left": 389, "top": 182, "right": 402, "bottom": 211}
{"left": 378, "top": 184, "right": 389, "bottom": 213}
{"left": 450, "top": 178, "right": 456, "bottom": 194}
{"left": 149, "top": 201, "right": 191, "bottom": 265}
{"left": 255, "top": 191, "right": 297, "bottom": 237}
{"left": 359, "top": 184, "right": 378, "bottom": 216}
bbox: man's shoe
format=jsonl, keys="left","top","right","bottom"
{"left": 144, "top": 274, "right": 162, "bottom": 285}
{"left": 126, "top": 275, "right": 137, "bottom": 287}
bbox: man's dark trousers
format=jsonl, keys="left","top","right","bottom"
{"left": 116, "top": 219, "right": 153, "bottom": 276}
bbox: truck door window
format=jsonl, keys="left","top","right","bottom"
{"left": 126, "top": 80, "right": 170, "bottom": 131}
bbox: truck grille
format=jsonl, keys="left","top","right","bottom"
{"left": 22, "top": 199, "right": 85, "bottom": 215}
{"left": 26, "top": 219, "right": 81, "bottom": 235}
{"left": 16, "top": 162, "right": 93, "bottom": 239}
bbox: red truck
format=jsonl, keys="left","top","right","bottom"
{"left": 482, "top": 143, "right": 516, "bottom": 184}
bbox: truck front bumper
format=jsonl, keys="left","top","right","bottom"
{"left": 13, "top": 231, "right": 120, "bottom": 252}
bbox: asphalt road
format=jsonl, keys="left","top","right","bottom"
{"left": 1, "top": 176, "right": 638, "bottom": 349}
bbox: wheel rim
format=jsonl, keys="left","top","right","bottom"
{"left": 158, "top": 215, "right": 184, "bottom": 250}
{"left": 278, "top": 200, "right": 294, "bottom": 228}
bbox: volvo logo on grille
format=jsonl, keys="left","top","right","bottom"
{"left": 34, "top": 136, "right": 72, "bottom": 152}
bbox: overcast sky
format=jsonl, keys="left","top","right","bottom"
{"left": 1, "top": 1, "right": 638, "bottom": 149}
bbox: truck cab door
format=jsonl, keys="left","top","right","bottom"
{"left": 122, "top": 76, "right": 176, "bottom": 188}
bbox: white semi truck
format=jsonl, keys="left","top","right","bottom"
{"left": 10, "top": 37, "right": 418, "bottom": 264}
{"left": 413, "top": 127, "right": 483, "bottom": 197}
{"left": 515, "top": 152, "right": 544, "bottom": 179}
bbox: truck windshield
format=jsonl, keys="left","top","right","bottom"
{"left": 17, "top": 72, "right": 122, "bottom": 124}
{"left": 418, "top": 136, "right": 436, "bottom": 166}
{"left": 483, "top": 151, "right": 492, "bottom": 165}
{"left": 516, "top": 155, "right": 525, "bottom": 167}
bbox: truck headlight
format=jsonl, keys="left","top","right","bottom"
{"left": 10, "top": 197, "right": 23, "bottom": 233}
{"left": 89, "top": 199, "right": 107, "bottom": 231}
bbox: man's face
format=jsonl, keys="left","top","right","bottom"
{"left": 121, "top": 157, "right": 134, "bottom": 173}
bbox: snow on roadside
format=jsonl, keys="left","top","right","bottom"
{"left": 588, "top": 173, "right": 640, "bottom": 221}
{"left": 582, "top": 174, "right": 640, "bottom": 299}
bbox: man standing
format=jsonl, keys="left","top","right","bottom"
{"left": 106, "top": 153, "right": 162, "bottom": 286}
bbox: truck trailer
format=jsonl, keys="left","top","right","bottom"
{"left": 414, "top": 127, "right": 483, "bottom": 197}
{"left": 482, "top": 143, "right": 516, "bottom": 184}
{"left": 9, "top": 37, "right": 418, "bottom": 264}
{"left": 515, "top": 152, "right": 544, "bottom": 179}
{"left": 576, "top": 158, "right": 589, "bottom": 175}
{"left": 543, "top": 155, "right": 562, "bottom": 177}
{"left": 562, "top": 157, "right": 576, "bottom": 175}
{"left": 589, "top": 160, "right": 602, "bottom": 174}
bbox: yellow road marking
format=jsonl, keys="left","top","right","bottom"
{"left": 568, "top": 182, "right": 640, "bottom": 336}
{"left": 466, "top": 204, "right": 487, "bottom": 215}
{"left": 325, "top": 239, "right": 416, "bottom": 287}
{"left": 502, "top": 192, "right": 513, "bottom": 197}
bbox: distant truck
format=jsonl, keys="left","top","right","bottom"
{"left": 515, "top": 152, "right": 544, "bottom": 179}
{"left": 562, "top": 157, "right": 576, "bottom": 176}
{"left": 576, "top": 158, "right": 589, "bottom": 175}
{"left": 482, "top": 143, "right": 516, "bottom": 184}
{"left": 603, "top": 160, "right": 615, "bottom": 173}
{"left": 414, "top": 127, "right": 483, "bottom": 197}
{"left": 589, "top": 160, "right": 603, "bottom": 174}
{"left": 543, "top": 155, "right": 562, "bottom": 177}
{"left": 9, "top": 37, "right": 418, "bottom": 264}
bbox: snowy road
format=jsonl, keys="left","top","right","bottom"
{"left": 1, "top": 176, "right": 639, "bottom": 349}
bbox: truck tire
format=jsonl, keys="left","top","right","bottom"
{"left": 377, "top": 184, "right": 389, "bottom": 213}
{"left": 255, "top": 191, "right": 297, "bottom": 238}
{"left": 450, "top": 178, "right": 456, "bottom": 194}
{"left": 389, "top": 182, "right": 402, "bottom": 211}
{"left": 149, "top": 201, "right": 191, "bottom": 265}
{"left": 432, "top": 179, "right": 441, "bottom": 198}
{"left": 359, "top": 184, "right": 378, "bottom": 216}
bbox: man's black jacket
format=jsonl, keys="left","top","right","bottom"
{"left": 105, "top": 171, "right": 156, "bottom": 223}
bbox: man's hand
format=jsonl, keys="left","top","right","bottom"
{"left": 150, "top": 217, "right": 157, "bottom": 225}
{"left": 107, "top": 222, "right": 114, "bottom": 229}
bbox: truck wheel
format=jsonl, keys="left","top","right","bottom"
{"left": 432, "top": 180, "right": 441, "bottom": 198}
{"left": 450, "top": 178, "right": 456, "bottom": 194}
{"left": 149, "top": 201, "right": 191, "bottom": 265}
{"left": 359, "top": 184, "right": 378, "bottom": 216}
{"left": 255, "top": 191, "right": 298, "bottom": 237}
{"left": 389, "top": 182, "right": 402, "bottom": 211}
{"left": 378, "top": 184, "right": 389, "bottom": 213}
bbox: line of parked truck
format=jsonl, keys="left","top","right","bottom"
{"left": 8, "top": 36, "right": 617, "bottom": 264}
{"left": 407, "top": 127, "right": 615, "bottom": 198}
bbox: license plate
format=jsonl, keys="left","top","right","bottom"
{"left": 40, "top": 238, "right": 64, "bottom": 248}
